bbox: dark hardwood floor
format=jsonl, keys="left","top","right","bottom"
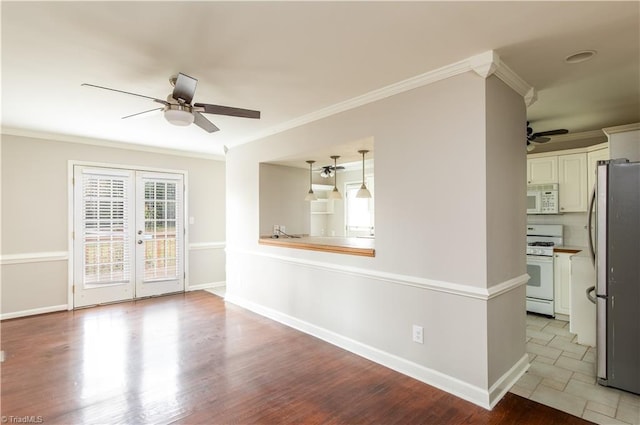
{"left": 1, "top": 291, "right": 592, "bottom": 424}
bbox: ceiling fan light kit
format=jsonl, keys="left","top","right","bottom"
{"left": 164, "top": 105, "right": 195, "bottom": 126}
{"left": 320, "top": 167, "right": 335, "bottom": 178}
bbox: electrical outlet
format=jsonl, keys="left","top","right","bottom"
{"left": 273, "top": 224, "right": 280, "bottom": 236}
{"left": 412, "top": 325, "right": 424, "bottom": 344}
{"left": 280, "top": 225, "right": 286, "bottom": 234}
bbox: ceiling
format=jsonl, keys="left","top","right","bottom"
{"left": 2, "top": 2, "right": 638, "bottom": 158}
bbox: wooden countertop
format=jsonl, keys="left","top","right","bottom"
{"left": 553, "top": 246, "right": 584, "bottom": 254}
{"left": 259, "top": 236, "right": 375, "bottom": 257}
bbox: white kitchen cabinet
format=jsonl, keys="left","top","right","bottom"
{"left": 554, "top": 252, "right": 572, "bottom": 315}
{"left": 587, "top": 147, "right": 609, "bottom": 199}
{"left": 570, "top": 254, "right": 596, "bottom": 346}
{"left": 558, "top": 153, "right": 588, "bottom": 212}
{"left": 527, "top": 157, "right": 558, "bottom": 184}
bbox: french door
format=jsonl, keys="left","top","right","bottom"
{"left": 73, "top": 166, "right": 185, "bottom": 308}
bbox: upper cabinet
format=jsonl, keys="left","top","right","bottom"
{"left": 527, "top": 143, "right": 608, "bottom": 214}
{"left": 558, "top": 153, "right": 587, "bottom": 212}
{"left": 527, "top": 157, "right": 558, "bottom": 184}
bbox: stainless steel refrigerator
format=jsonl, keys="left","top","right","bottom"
{"left": 588, "top": 159, "right": 640, "bottom": 395}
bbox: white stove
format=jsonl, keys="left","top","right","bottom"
{"left": 526, "top": 224, "right": 563, "bottom": 316}
{"left": 526, "top": 241, "right": 556, "bottom": 256}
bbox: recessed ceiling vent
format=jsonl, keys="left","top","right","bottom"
{"left": 565, "top": 50, "right": 597, "bottom": 64}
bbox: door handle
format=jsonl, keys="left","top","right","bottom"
{"left": 137, "top": 240, "right": 143, "bottom": 245}
{"left": 138, "top": 230, "right": 143, "bottom": 235}
{"left": 586, "top": 286, "right": 596, "bottom": 304}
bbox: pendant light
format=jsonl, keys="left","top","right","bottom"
{"left": 327, "top": 155, "right": 342, "bottom": 200}
{"left": 356, "top": 150, "right": 372, "bottom": 198}
{"left": 304, "top": 160, "right": 317, "bottom": 201}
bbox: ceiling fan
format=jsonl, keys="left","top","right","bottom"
{"left": 82, "top": 72, "right": 260, "bottom": 133}
{"left": 316, "top": 165, "right": 345, "bottom": 178}
{"left": 526, "top": 121, "right": 568, "bottom": 151}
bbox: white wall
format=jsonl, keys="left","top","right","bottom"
{"left": 225, "top": 71, "right": 527, "bottom": 408}
{"left": 1, "top": 134, "right": 226, "bottom": 317}
{"left": 608, "top": 127, "right": 640, "bottom": 162}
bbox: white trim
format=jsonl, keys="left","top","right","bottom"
{"left": 493, "top": 60, "right": 536, "bottom": 104}
{"left": 1, "top": 304, "right": 68, "bottom": 321}
{"left": 187, "top": 281, "right": 226, "bottom": 292}
{"left": 602, "top": 122, "right": 640, "bottom": 135}
{"left": 1, "top": 251, "right": 68, "bottom": 265}
{"left": 189, "top": 241, "right": 226, "bottom": 251}
{"left": 1, "top": 127, "right": 225, "bottom": 161}
{"left": 225, "top": 294, "right": 508, "bottom": 410}
{"left": 488, "top": 353, "right": 530, "bottom": 408}
{"left": 487, "top": 274, "right": 530, "bottom": 298}
{"left": 235, "top": 50, "right": 533, "bottom": 147}
{"left": 231, "top": 249, "right": 527, "bottom": 301}
{"left": 68, "top": 160, "right": 190, "bottom": 176}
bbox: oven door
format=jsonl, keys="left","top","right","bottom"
{"left": 526, "top": 254, "right": 554, "bottom": 300}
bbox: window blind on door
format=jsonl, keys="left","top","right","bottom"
{"left": 82, "top": 171, "right": 131, "bottom": 285}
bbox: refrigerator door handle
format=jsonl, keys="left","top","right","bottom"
{"left": 587, "top": 185, "right": 596, "bottom": 264}
{"left": 586, "top": 286, "right": 597, "bottom": 304}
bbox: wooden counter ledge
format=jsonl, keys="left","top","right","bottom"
{"left": 259, "top": 236, "right": 375, "bottom": 257}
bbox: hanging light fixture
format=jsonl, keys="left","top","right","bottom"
{"left": 327, "top": 155, "right": 342, "bottom": 200}
{"left": 304, "top": 160, "right": 317, "bottom": 201}
{"left": 356, "top": 150, "right": 372, "bottom": 198}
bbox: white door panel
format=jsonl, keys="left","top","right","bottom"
{"left": 74, "top": 167, "right": 135, "bottom": 307}
{"left": 135, "top": 172, "right": 184, "bottom": 298}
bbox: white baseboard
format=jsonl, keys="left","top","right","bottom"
{"left": 1, "top": 304, "right": 68, "bottom": 320}
{"left": 488, "top": 353, "right": 530, "bottom": 408}
{"left": 187, "top": 281, "right": 225, "bottom": 292}
{"left": 225, "top": 294, "right": 521, "bottom": 410}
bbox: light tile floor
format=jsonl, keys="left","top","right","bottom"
{"left": 511, "top": 314, "right": 640, "bottom": 424}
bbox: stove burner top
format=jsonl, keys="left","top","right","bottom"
{"left": 528, "top": 241, "right": 555, "bottom": 247}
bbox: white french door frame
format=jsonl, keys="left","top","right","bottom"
{"left": 67, "top": 161, "right": 189, "bottom": 310}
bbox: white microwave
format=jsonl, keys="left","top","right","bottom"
{"left": 527, "top": 184, "right": 559, "bottom": 214}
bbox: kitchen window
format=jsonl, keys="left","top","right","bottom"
{"left": 345, "top": 178, "right": 374, "bottom": 237}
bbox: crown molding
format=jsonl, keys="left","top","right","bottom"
{"left": 1, "top": 127, "right": 225, "bottom": 161}
{"left": 235, "top": 50, "right": 535, "bottom": 147}
{"left": 602, "top": 122, "right": 640, "bottom": 136}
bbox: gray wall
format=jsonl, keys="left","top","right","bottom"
{"left": 259, "top": 163, "right": 310, "bottom": 236}
{"left": 225, "top": 71, "right": 527, "bottom": 408}
{"left": 1, "top": 134, "right": 226, "bottom": 316}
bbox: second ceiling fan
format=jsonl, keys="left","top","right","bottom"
{"left": 527, "top": 121, "right": 568, "bottom": 151}
{"left": 82, "top": 72, "right": 260, "bottom": 133}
